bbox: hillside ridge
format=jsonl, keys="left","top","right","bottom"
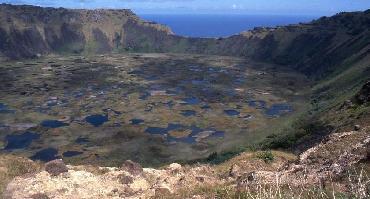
{"left": 1, "top": 4, "right": 369, "bottom": 79}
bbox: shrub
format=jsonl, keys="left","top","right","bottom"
{"left": 261, "top": 118, "right": 332, "bottom": 150}
{"left": 256, "top": 151, "right": 274, "bottom": 163}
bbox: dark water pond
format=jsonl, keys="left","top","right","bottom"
{"left": 0, "top": 103, "right": 15, "bottom": 114}
{"left": 224, "top": 109, "right": 240, "bottom": 116}
{"left": 248, "top": 100, "right": 267, "bottom": 109}
{"left": 201, "top": 104, "right": 211, "bottom": 109}
{"left": 248, "top": 100, "right": 293, "bottom": 117}
{"left": 130, "top": 119, "right": 144, "bottom": 125}
{"left": 210, "top": 131, "right": 225, "bottom": 138}
{"left": 85, "top": 114, "right": 108, "bottom": 127}
{"left": 63, "top": 151, "right": 83, "bottom": 157}
{"left": 76, "top": 137, "right": 89, "bottom": 144}
{"left": 145, "top": 123, "right": 224, "bottom": 143}
{"left": 181, "top": 110, "right": 196, "bottom": 117}
{"left": 4, "top": 132, "right": 40, "bottom": 150}
{"left": 145, "top": 126, "right": 168, "bottom": 135}
{"left": 181, "top": 97, "right": 201, "bottom": 105}
{"left": 31, "top": 148, "right": 58, "bottom": 162}
{"left": 41, "top": 120, "right": 69, "bottom": 128}
{"left": 145, "top": 123, "right": 187, "bottom": 136}
{"left": 265, "top": 104, "right": 293, "bottom": 117}
{"left": 128, "top": 70, "right": 144, "bottom": 75}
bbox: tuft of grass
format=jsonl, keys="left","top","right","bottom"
{"left": 256, "top": 151, "right": 275, "bottom": 163}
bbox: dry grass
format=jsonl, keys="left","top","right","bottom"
{"left": 157, "top": 167, "right": 369, "bottom": 199}
{"left": 0, "top": 155, "right": 42, "bottom": 197}
{"left": 214, "top": 151, "right": 296, "bottom": 174}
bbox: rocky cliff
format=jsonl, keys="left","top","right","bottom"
{"left": 1, "top": 4, "right": 369, "bottom": 79}
{"left": 0, "top": 4, "right": 174, "bottom": 58}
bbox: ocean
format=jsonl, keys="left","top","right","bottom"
{"left": 139, "top": 14, "right": 319, "bottom": 38}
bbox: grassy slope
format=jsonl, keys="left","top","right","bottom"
{"left": 197, "top": 50, "right": 370, "bottom": 165}
{"left": 0, "top": 155, "right": 42, "bottom": 196}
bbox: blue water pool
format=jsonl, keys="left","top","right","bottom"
{"left": 76, "top": 137, "right": 89, "bottom": 144}
{"left": 248, "top": 100, "right": 267, "bottom": 109}
{"left": 0, "top": 103, "right": 15, "bottom": 114}
{"left": 181, "top": 110, "right": 196, "bottom": 117}
{"left": 130, "top": 119, "right": 144, "bottom": 125}
{"left": 4, "top": 132, "right": 40, "bottom": 150}
{"left": 85, "top": 114, "right": 108, "bottom": 127}
{"left": 145, "top": 127, "right": 168, "bottom": 135}
{"left": 145, "top": 123, "right": 224, "bottom": 144}
{"left": 181, "top": 97, "right": 201, "bottom": 105}
{"left": 41, "top": 120, "right": 69, "bottom": 128}
{"left": 31, "top": 148, "right": 58, "bottom": 162}
{"left": 265, "top": 104, "right": 293, "bottom": 117}
{"left": 224, "top": 109, "right": 240, "bottom": 116}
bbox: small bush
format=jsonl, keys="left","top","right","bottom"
{"left": 260, "top": 118, "right": 332, "bottom": 150}
{"left": 205, "top": 150, "right": 243, "bottom": 165}
{"left": 256, "top": 151, "right": 274, "bottom": 163}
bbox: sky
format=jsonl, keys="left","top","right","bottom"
{"left": 1, "top": 0, "right": 370, "bottom": 15}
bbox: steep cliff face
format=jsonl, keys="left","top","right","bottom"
{"left": 0, "top": 3, "right": 369, "bottom": 79}
{"left": 0, "top": 4, "right": 174, "bottom": 58}
{"left": 204, "top": 11, "right": 370, "bottom": 78}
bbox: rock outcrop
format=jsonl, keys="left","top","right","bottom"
{"left": 4, "top": 161, "right": 221, "bottom": 198}
{"left": 44, "top": 159, "right": 68, "bottom": 176}
{"left": 354, "top": 80, "right": 370, "bottom": 105}
{"left": 120, "top": 160, "right": 143, "bottom": 176}
{"left": 236, "top": 126, "right": 370, "bottom": 189}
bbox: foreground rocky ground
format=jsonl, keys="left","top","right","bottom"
{"left": 2, "top": 126, "right": 369, "bottom": 199}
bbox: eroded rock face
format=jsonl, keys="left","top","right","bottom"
{"left": 121, "top": 160, "right": 143, "bottom": 176}
{"left": 354, "top": 81, "right": 370, "bottom": 105}
{"left": 0, "top": 4, "right": 174, "bottom": 59}
{"left": 154, "top": 186, "right": 172, "bottom": 197}
{"left": 118, "top": 174, "right": 134, "bottom": 184}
